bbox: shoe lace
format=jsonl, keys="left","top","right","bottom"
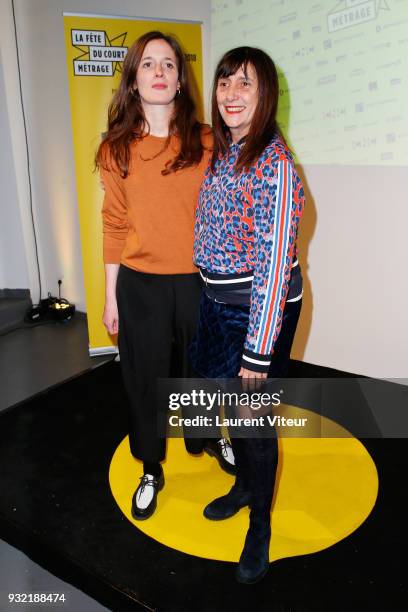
{"left": 218, "top": 438, "right": 231, "bottom": 458}
{"left": 138, "top": 475, "right": 157, "bottom": 496}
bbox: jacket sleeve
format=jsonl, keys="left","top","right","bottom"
{"left": 241, "top": 159, "right": 300, "bottom": 373}
{"left": 101, "top": 160, "right": 128, "bottom": 264}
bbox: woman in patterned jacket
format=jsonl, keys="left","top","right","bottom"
{"left": 190, "top": 47, "right": 305, "bottom": 583}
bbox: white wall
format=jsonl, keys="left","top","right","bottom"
{"left": 0, "top": 50, "right": 29, "bottom": 289}
{"left": 291, "top": 164, "right": 408, "bottom": 378}
{"left": 1, "top": 0, "right": 211, "bottom": 308}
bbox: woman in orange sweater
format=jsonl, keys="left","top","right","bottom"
{"left": 96, "top": 31, "right": 235, "bottom": 520}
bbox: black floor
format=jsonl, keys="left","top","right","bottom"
{"left": 0, "top": 315, "right": 407, "bottom": 611}
{"left": 0, "top": 313, "right": 111, "bottom": 411}
{"left": 0, "top": 314, "right": 111, "bottom": 611}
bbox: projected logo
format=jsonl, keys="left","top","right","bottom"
{"left": 71, "top": 29, "right": 128, "bottom": 76}
{"left": 212, "top": 0, "right": 407, "bottom": 164}
{"left": 327, "top": 0, "right": 390, "bottom": 33}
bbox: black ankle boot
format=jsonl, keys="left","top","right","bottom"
{"left": 236, "top": 516, "right": 270, "bottom": 583}
{"left": 203, "top": 482, "right": 251, "bottom": 520}
{"left": 203, "top": 437, "right": 250, "bottom": 520}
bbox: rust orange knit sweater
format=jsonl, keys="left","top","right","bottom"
{"left": 101, "top": 131, "right": 212, "bottom": 274}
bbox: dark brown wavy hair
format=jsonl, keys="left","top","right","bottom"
{"left": 96, "top": 30, "right": 204, "bottom": 177}
{"left": 211, "top": 47, "right": 280, "bottom": 173}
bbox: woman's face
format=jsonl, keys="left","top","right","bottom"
{"left": 216, "top": 63, "right": 259, "bottom": 143}
{"left": 136, "top": 39, "right": 180, "bottom": 108}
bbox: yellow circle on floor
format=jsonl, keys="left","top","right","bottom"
{"left": 109, "top": 405, "right": 378, "bottom": 562}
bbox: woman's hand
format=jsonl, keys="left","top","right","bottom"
{"left": 103, "top": 299, "right": 119, "bottom": 335}
{"left": 238, "top": 367, "right": 267, "bottom": 379}
{"left": 238, "top": 367, "right": 267, "bottom": 391}
{"left": 103, "top": 263, "right": 120, "bottom": 335}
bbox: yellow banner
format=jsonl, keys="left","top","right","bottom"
{"left": 63, "top": 14, "right": 203, "bottom": 354}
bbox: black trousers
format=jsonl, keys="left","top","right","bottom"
{"left": 116, "top": 265, "right": 203, "bottom": 463}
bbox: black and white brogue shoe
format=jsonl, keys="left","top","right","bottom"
{"left": 204, "top": 438, "right": 236, "bottom": 475}
{"left": 131, "top": 471, "right": 165, "bottom": 520}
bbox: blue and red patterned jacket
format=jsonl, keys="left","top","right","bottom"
{"left": 194, "top": 134, "right": 305, "bottom": 373}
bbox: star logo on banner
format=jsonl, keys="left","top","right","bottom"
{"left": 72, "top": 30, "right": 127, "bottom": 76}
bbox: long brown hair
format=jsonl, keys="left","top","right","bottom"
{"left": 211, "top": 47, "right": 280, "bottom": 172}
{"left": 96, "top": 30, "right": 203, "bottom": 177}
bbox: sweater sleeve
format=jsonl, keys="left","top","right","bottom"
{"left": 241, "top": 159, "right": 299, "bottom": 373}
{"left": 101, "top": 161, "right": 128, "bottom": 264}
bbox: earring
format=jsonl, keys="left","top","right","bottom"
{"left": 176, "top": 88, "right": 181, "bottom": 96}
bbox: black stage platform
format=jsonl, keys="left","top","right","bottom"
{"left": 0, "top": 360, "right": 406, "bottom": 611}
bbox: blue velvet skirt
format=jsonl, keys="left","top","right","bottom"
{"left": 189, "top": 290, "right": 302, "bottom": 379}
{"left": 189, "top": 291, "right": 251, "bottom": 378}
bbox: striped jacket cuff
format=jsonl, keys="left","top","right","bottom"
{"left": 241, "top": 349, "right": 271, "bottom": 374}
